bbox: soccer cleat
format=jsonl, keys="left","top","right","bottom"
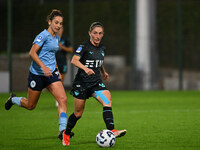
{"left": 62, "top": 130, "right": 70, "bottom": 146}
{"left": 111, "top": 129, "right": 127, "bottom": 138}
{"left": 58, "top": 130, "right": 74, "bottom": 140}
{"left": 5, "top": 93, "right": 16, "bottom": 110}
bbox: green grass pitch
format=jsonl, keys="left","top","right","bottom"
{"left": 0, "top": 91, "right": 200, "bottom": 150}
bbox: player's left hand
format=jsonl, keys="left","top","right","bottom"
{"left": 102, "top": 72, "right": 109, "bottom": 81}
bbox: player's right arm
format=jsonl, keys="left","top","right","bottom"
{"left": 59, "top": 43, "right": 73, "bottom": 53}
{"left": 29, "top": 44, "right": 52, "bottom": 77}
{"left": 71, "top": 55, "right": 95, "bottom": 75}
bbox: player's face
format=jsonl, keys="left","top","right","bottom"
{"left": 57, "top": 26, "right": 63, "bottom": 38}
{"left": 89, "top": 27, "right": 104, "bottom": 46}
{"left": 48, "top": 16, "right": 63, "bottom": 34}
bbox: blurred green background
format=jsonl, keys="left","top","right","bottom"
{"left": 1, "top": 0, "right": 200, "bottom": 91}
{"left": 1, "top": 0, "right": 200, "bottom": 69}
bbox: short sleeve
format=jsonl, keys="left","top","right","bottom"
{"left": 33, "top": 32, "right": 47, "bottom": 47}
{"left": 74, "top": 44, "right": 85, "bottom": 58}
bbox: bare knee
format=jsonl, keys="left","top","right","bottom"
{"left": 74, "top": 111, "right": 83, "bottom": 118}
{"left": 103, "top": 100, "right": 112, "bottom": 107}
{"left": 58, "top": 96, "right": 67, "bottom": 105}
{"left": 27, "top": 104, "right": 36, "bottom": 110}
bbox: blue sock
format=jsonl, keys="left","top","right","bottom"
{"left": 59, "top": 112, "right": 67, "bottom": 131}
{"left": 12, "top": 97, "right": 22, "bottom": 107}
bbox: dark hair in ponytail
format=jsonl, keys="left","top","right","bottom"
{"left": 46, "top": 9, "right": 63, "bottom": 22}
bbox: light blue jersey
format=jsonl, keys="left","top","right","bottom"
{"left": 30, "top": 29, "right": 60, "bottom": 75}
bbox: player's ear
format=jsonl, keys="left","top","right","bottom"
{"left": 48, "top": 20, "right": 51, "bottom": 26}
{"left": 88, "top": 31, "right": 92, "bottom": 38}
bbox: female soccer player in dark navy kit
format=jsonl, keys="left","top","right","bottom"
{"left": 62, "top": 22, "right": 127, "bottom": 146}
{"left": 5, "top": 9, "right": 69, "bottom": 139}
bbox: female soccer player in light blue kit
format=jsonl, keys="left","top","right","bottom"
{"left": 5, "top": 9, "right": 69, "bottom": 139}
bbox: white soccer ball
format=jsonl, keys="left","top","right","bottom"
{"left": 96, "top": 129, "right": 116, "bottom": 147}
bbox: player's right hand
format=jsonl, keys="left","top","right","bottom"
{"left": 42, "top": 66, "right": 52, "bottom": 77}
{"left": 85, "top": 68, "right": 95, "bottom": 75}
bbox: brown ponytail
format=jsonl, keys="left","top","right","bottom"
{"left": 46, "top": 9, "right": 63, "bottom": 22}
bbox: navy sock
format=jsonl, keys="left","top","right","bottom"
{"left": 65, "top": 113, "right": 80, "bottom": 135}
{"left": 103, "top": 107, "right": 114, "bottom": 130}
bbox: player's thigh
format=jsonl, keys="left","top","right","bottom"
{"left": 92, "top": 90, "right": 112, "bottom": 107}
{"left": 47, "top": 81, "right": 67, "bottom": 102}
{"left": 27, "top": 88, "right": 41, "bottom": 106}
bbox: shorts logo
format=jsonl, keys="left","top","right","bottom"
{"left": 76, "top": 85, "right": 81, "bottom": 87}
{"left": 74, "top": 90, "right": 80, "bottom": 96}
{"left": 55, "top": 71, "right": 59, "bottom": 76}
{"left": 99, "top": 83, "right": 105, "bottom": 87}
{"left": 30, "top": 80, "right": 36, "bottom": 88}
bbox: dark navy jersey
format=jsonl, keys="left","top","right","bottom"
{"left": 73, "top": 40, "right": 106, "bottom": 88}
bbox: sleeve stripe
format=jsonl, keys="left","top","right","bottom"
{"left": 74, "top": 54, "right": 81, "bottom": 57}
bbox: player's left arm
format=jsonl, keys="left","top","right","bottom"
{"left": 101, "top": 65, "right": 109, "bottom": 81}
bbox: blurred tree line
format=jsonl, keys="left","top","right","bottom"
{"left": 0, "top": 0, "right": 200, "bottom": 70}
